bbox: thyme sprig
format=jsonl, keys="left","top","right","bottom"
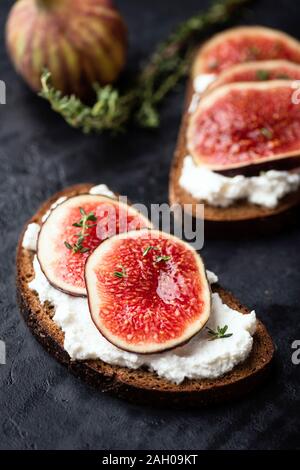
{"left": 64, "top": 207, "right": 97, "bottom": 254}
{"left": 206, "top": 325, "right": 233, "bottom": 341}
{"left": 113, "top": 265, "right": 127, "bottom": 278}
{"left": 40, "top": 0, "right": 253, "bottom": 133}
{"left": 41, "top": 73, "right": 137, "bottom": 133}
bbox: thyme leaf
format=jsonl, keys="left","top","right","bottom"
{"left": 206, "top": 325, "right": 233, "bottom": 341}
{"left": 113, "top": 265, "right": 127, "bottom": 278}
{"left": 260, "top": 127, "right": 273, "bottom": 140}
{"left": 155, "top": 255, "right": 171, "bottom": 263}
{"left": 256, "top": 70, "right": 270, "bottom": 81}
{"left": 246, "top": 45, "right": 261, "bottom": 61}
{"left": 142, "top": 246, "right": 159, "bottom": 257}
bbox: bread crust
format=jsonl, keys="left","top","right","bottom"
{"left": 169, "top": 79, "right": 300, "bottom": 236}
{"left": 16, "top": 184, "right": 274, "bottom": 407}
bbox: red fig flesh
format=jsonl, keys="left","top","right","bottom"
{"left": 37, "top": 195, "right": 152, "bottom": 297}
{"left": 193, "top": 26, "right": 300, "bottom": 77}
{"left": 206, "top": 60, "right": 300, "bottom": 93}
{"left": 187, "top": 81, "right": 300, "bottom": 172}
{"left": 85, "top": 229, "right": 211, "bottom": 354}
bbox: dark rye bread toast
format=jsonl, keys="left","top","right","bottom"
{"left": 169, "top": 79, "right": 300, "bottom": 236}
{"left": 16, "top": 184, "right": 274, "bottom": 407}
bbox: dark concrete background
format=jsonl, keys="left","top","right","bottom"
{"left": 0, "top": 0, "right": 300, "bottom": 450}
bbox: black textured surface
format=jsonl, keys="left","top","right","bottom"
{"left": 1, "top": 0, "right": 300, "bottom": 451}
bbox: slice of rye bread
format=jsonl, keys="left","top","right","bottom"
{"left": 169, "top": 79, "right": 300, "bottom": 237}
{"left": 16, "top": 184, "right": 275, "bottom": 407}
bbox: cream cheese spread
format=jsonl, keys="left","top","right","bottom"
{"left": 194, "top": 74, "right": 216, "bottom": 94}
{"left": 89, "top": 184, "right": 116, "bottom": 198}
{"left": 188, "top": 74, "right": 217, "bottom": 113}
{"left": 22, "top": 222, "right": 40, "bottom": 251}
{"left": 180, "top": 155, "right": 300, "bottom": 209}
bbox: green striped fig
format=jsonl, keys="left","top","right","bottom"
{"left": 6, "top": 0, "right": 127, "bottom": 97}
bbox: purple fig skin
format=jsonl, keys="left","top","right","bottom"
{"left": 5, "top": 0, "right": 128, "bottom": 97}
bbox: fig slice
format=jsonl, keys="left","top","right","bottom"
{"left": 187, "top": 80, "right": 300, "bottom": 172}
{"left": 85, "top": 229, "right": 211, "bottom": 354}
{"left": 206, "top": 60, "right": 300, "bottom": 93}
{"left": 193, "top": 26, "right": 300, "bottom": 77}
{"left": 37, "top": 194, "right": 152, "bottom": 297}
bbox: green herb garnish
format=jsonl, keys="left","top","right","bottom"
{"left": 206, "top": 325, "right": 233, "bottom": 341}
{"left": 155, "top": 255, "right": 171, "bottom": 263}
{"left": 64, "top": 207, "right": 97, "bottom": 254}
{"left": 113, "top": 265, "right": 127, "bottom": 278}
{"left": 40, "top": 0, "right": 253, "bottom": 134}
{"left": 256, "top": 70, "right": 270, "bottom": 81}
{"left": 142, "top": 246, "right": 159, "bottom": 257}
{"left": 142, "top": 246, "right": 171, "bottom": 263}
{"left": 247, "top": 45, "right": 260, "bottom": 59}
{"left": 64, "top": 241, "right": 73, "bottom": 250}
{"left": 260, "top": 127, "right": 273, "bottom": 139}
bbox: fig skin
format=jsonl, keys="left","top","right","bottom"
{"left": 5, "top": 0, "right": 127, "bottom": 97}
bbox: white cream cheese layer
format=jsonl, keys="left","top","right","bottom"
{"left": 193, "top": 73, "right": 216, "bottom": 94}
{"left": 180, "top": 156, "right": 300, "bottom": 209}
{"left": 188, "top": 74, "right": 217, "bottom": 113}
{"left": 22, "top": 223, "right": 40, "bottom": 251}
{"left": 22, "top": 185, "right": 257, "bottom": 384}
{"left": 89, "top": 184, "right": 116, "bottom": 198}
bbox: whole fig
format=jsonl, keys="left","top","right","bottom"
{"left": 6, "top": 0, "right": 127, "bottom": 96}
